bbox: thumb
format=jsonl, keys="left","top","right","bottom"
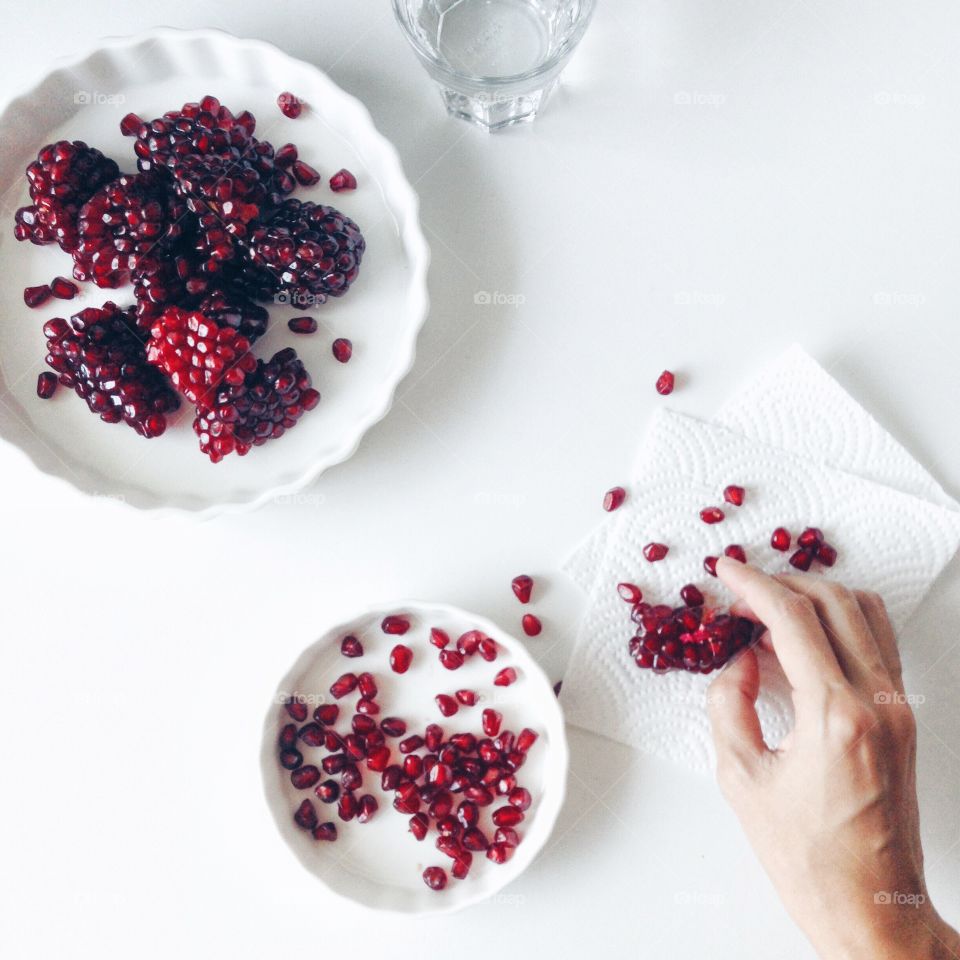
{"left": 707, "top": 648, "right": 769, "bottom": 778}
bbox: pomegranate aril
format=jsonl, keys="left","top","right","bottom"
{"left": 284, "top": 698, "right": 308, "bottom": 722}
{"left": 338, "top": 792, "right": 358, "bottom": 821}
{"left": 494, "top": 827, "right": 520, "bottom": 847}
{"left": 409, "top": 813, "right": 429, "bottom": 840}
{"left": 340, "top": 764, "right": 362, "bottom": 791}
{"left": 437, "top": 815, "right": 461, "bottom": 838}
{"left": 521, "top": 614, "right": 542, "bottom": 637}
{"left": 356, "top": 672, "right": 377, "bottom": 699}
{"left": 404, "top": 754, "right": 423, "bottom": 779}
{"left": 723, "top": 485, "right": 746, "bottom": 506}
{"left": 288, "top": 315, "right": 318, "bottom": 334}
{"left": 399, "top": 735, "right": 425, "bottom": 754}
{"left": 291, "top": 765, "right": 321, "bottom": 790}
{"left": 279, "top": 723, "right": 298, "bottom": 750}
{"left": 494, "top": 667, "right": 518, "bottom": 687}
{"left": 314, "top": 703, "right": 339, "bottom": 725}
{"left": 817, "top": 542, "right": 838, "bottom": 567}
{"left": 439, "top": 649, "right": 464, "bottom": 671}
{"left": 462, "top": 827, "right": 489, "bottom": 851}
{"left": 356, "top": 697, "right": 379, "bottom": 716}
{"left": 700, "top": 507, "right": 725, "bottom": 524}
{"left": 603, "top": 485, "right": 627, "bottom": 512}
{"left": 486, "top": 842, "right": 513, "bottom": 864}
{"left": 655, "top": 370, "right": 675, "bottom": 395}
{"left": 292, "top": 160, "right": 321, "bottom": 186}
{"left": 724, "top": 544, "right": 747, "bottom": 564}
{"left": 382, "top": 615, "right": 411, "bottom": 635}
{"left": 508, "top": 787, "right": 532, "bottom": 810}
{"left": 617, "top": 582, "right": 642, "bottom": 604}
{"left": 380, "top": 716, "right": 407, "bottom": 737}
{"left": 643, "top": 542, "right": 669, "bottom": 562}
{"left": 771, "top": 527, "right": 792, "bottom": 552}
{"left": 332, "top": 338, "right": 353, "bottom": 363}
{"left": 492, "top": 806, "right": 524, "bottom": 828}
{"left": 344, "top": 734, "right": 367, "bottom": 761}
{"left": 422, "top": 866, "right": 447, "bottom": 891}
{"left": 36, "top": 372, "right": 58, "bottom": 399}
{"left": 435, "top": 694, "right": 459, "bottom": 717}
{"left": 357, "top": 794, "right": 378, "bottom": 823}
{"left": 312, "top": 822, "right": 337, "bottom": 841}
{"left": 457, "top": 630, "right": 483, "bottom": 656}
{"left": 298, "top": 722, "right": 325, "bottom": 747}
{"left": 294, "top": 799, "right": 318, "bottom": 830}
{"left": 322, "top": 753, "right": 347, "bottom": 774}
{"left": 119, "top": 112, "right": 143, "bottom": 137}
{"left": 381, "top": 765, "right": 403, "bottom": 790}
{"left": 516, "top": 728, "right": 538, "bottom": 752}
{"left": 315, "top": 779, "right": 340, "bottom": 804}
{"left": 789, "top": 548, "right": 815, "bottom": 571}
{"left": 680, "top": 584, "right": 704, "bottom": 607}
{"left": 329, "top": 168, "right": 357, "bottom": 192}
{"left": 330, "top": 673, "right": 358, "bottom": 699}
{"left": 389, "top": 644, "right": 413, "bottom": 673}
{"left": 279, "top": 749, "right": 303, "bottom": 770}
{"left": 457, "top": 801, "right": 479, "bottom": 828}
{"left": 277, "top": 91, "right": 303, "bottom": 118}
{"left": 428, "top": 763, "right": 453, "bottom": 788}
{"left": 452, "top": 856, "right": 472, "bottom": 880}
{"left": 275, "top": 143, "right": 298, "bottom": 167}
{"left": 366, "top": 745, "right": 391, "bottom": 772}
{"left": 798, "top": 527, "right": 824, "bottom": 548}
{"left": 24, "top": 284, "right": 52, "bottom": 307}
{"left": 455, "top": 689, "right": 477, "bottom": 706}
{"left": 511, "top": 574, "right": 533, "bottom": 604}
{"left": 425, "top": 724, "right": 443, "bottom": 751}
{"left": 704, "top": 556, "right": 719, "bottom": 577}
{"left": 478, "top": 638, "right": 498, "bottom": 662}
{"left": 430, "top": 627, "right": 450, "bottom": 648}
{"left": 50, "top": 276, "right": 79, "bottom": 299}
{"left": 482, "top": 709, "right": 502, "bottom": 737}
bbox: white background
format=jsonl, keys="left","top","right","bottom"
{"left": 1, "top": 1, "right": 959, "bottom": 958}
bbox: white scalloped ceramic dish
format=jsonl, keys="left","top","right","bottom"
{"left": 0, "top": 28, "right": 429, "bottom": 516}
{"left": 260, "top": 601, "right": 569, "bottom": 915}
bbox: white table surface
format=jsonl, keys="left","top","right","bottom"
{"left": 1, "top": 2, "right": 959, "bottom": 958}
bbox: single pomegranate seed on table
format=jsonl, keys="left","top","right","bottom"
{"left": 723, "top": 485, "right": 746, "bottom": 506}
{"left": 329, "top": 673, "right": 358, "bottom": 699}
{"left": 390, "top": 644, "right": 413, "bottom": 673}
{"left": 291, "top": 765, "right": 321, "bottom": 790}
{"left": 288, "top": 316, "right": 318, "bottom": 334}
{"left": 36, "top": 372, "right": 58, "bottom": 399}
{"left": 292, "top": 160, "right": 321, "bottom": 186}
{"left": 704, "top": 556, "right": 719, "bottom": 577}
{"left": 344, "top": 734, "right": 367, "bottom": 761}
{"left": 430, "top": 627, "right": 450, "bottom": 648}
{"left": 119, "top": 112, "right": 143, "bottom": 137}
{"left": 409, "top": 813, "right": 429, "bottom": 840}
{"left": 494, "top": 667, "right": 518, "bottom": 687}
{"left": 380, "top": 717, "right": 407, "bottom": 737}
{"left": 24, "top": 284, "right": 52, "bottom": 307}
{"left": 314, "top": 703, "right": 339, "bottom": 725}
{"left": 50, "top": 276, "right": 78, "bottom": 299}
{"left": 357, "top": 795, "right": 378, "bottom": 823}
{"left": 457, "top": 630, "right": 483, "bottom": 656}
{"left": 463, "top": 828, "right": 489, "bottom": 851}
{"left": 603, "top": 486, "right": 627, "bottom": 512}
{"left": 521, "top": 614, "right": 542, "bottom": 637}
{"left": 655, "top": 370, "right": 675, "bottom": 395}
{"left": 724, "top": 544, "right": 747, "bottom": 563}
{"left": 294, "top": 799, "right": 318, "bottom": 830}
{"left": 482, "top": 709, "right": 502, "bottom": 737}
{"left": 617, "top": 582, "right": 642, "bottom": 603}
{"left": 330, "top": 168, "right": 357, "bottom": 192}
{"left": 382, "top": 615, "right": 410, "bottom": 635}
{"left": 275, "top": 143, "right": 298, "bottom": 167}
{"left": 817, "top": 542, "right": 838, "bottom": 566}
{"left": 455, "top": 689, "right": 477, "bottom": 706}
{"left": 422, "top": 866, "right": 447, "bottom": 891}
{"left": 340, "top": 635, "right": 363, "bottom": 658}
{"left": 382, "top": 766, "right": 402, "bottom": 790}
{"left": 338, "top": 793, "right": 358, "bottom": 821}
{"left": 439, "top": 649, "right": 464, "bottom": 670}
{"left": 315, "top": 780, "right": 340, "bottom": 804}
{"left": 789, "top": 549, "right": 814, "bottom": 571}
{"left": 437, "top": 815, "right": 460, "bottom": 838}
{"left": 643, "top": 542, "right": 669, "bottom": 562}
{"left": 357, "top": 672, "right": 377, "bottom": 699}
{"left": 435, "top": 694, "right": 459, "bottom": 717}
{"left": 332, "top": 337, "right": 353, "bottom": 363}
{"left": 452, "top": 856, "right": 472, "bottom": 880}
{"left": 771, "top": 527, "right": 792, "bottom": 552}
{"left": 511, "top": 575, "right": 534, "bottom": 603}
{"left": 424, "top": 724, "right": 443, "bottom": 751}
{"left": 680, "top": 584, "right": 704, "bottom": 607}
{"left": 312, "top": 822, "right": 337, "bottom": 841}
{"left": 478, "top": 638, "right": 498, "bottom": 661}
{"left": 516, "top": 728, "right": 538, "bottom": 752}
{"left": 277, "top": 91, "right": 303, "bottom": 118}
{"left": 356, "top": 697, "right": 379, "bottom": 715}
{"left": 700, "top": 507, "right": 725, "bottom": 524}
{"left": 429, "top": 792, "right": 453, "bottom": 819}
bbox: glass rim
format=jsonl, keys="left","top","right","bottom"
{"left": 391, "top": 0, "right": 597, "bottom": 87}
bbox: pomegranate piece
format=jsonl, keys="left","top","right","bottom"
{"left": 340, "top": 635, "right": 363, "bottom": 658}
{"left": 452, "top": 856, "right": 472, "bottom": 880}
{"left": 723, "top": 485, "right": 746, "bottom": 506}
{"left": 603, "top": 485, "right": 627, "bottom": 512}
{"left": 477, "top": 638, "right": 498, "bottom": 662}
{"left": 50, "top": 276, "right": 79, "bottom": 300}
{"left": 352, "top": 714, "right": 376, "bottom": 735}
{"left": 389, "top": 644, "right": 413, "bottom": 674}
{"left": 680, "top": 584, "right": 704, "bottom": 607}
{"left": 439, "top": 649, "right": 464, "bottom": 671}
{"left": 455, "top": 689, "right": 477, "bottom": 706}
{"left": 279, "top": 749, "right": 303, "bottom": 770}
{"left": 700, "top": 507, "right": 725, "bottom": 524}
{"left": 817, "top": 542, "right": 838, "bottom": 567}
{"left": 294, "top": 799, "right": 318, "bottom": 830}
{"left": 516, "top": 728, "right": 538, "bottom": 752}
{"left": 332, "top": 337, "right": 353, "bottom": 363}
{"left": 789, "top": 548, "right": 815, "bottom": 571}
{"left": 424, "top": 724, "right": 443, "bottom": 751}
{"left": 704, "top": 556, "right": 719, "bottom": 577}
{"left": 357, "top": 794, "right": 378, "bottom": 823}
{"left": 366, "top": 746, "right": 391, "bottom": 772}
{"left": 341, "top": 764, "right": 362, "bottom": 791}
{"left": 422, "top": 866, "right": 447, "bottom": 891}
{"left": 277, "top": 91, "right": 303, "bottom": 118}
{"left": 288, "top": 316, "right": 318, "bottom": 334}
{"left": 329, "top": 168, "right": 358, "bottom": 192}
{"left": 521, "top": 614, "right": 542, "bottom": 637}
{"left": 36, "top": 372, "right": 58, "bottom": 399}
{"left": 409, "top": 813, "right": 429, "bottom": 840}
{"left": 511, "top": 574, "right": 533, "bottom": 604}
{"left": 798, "top": 527, "right": 824, "bottom": 549}
{"left": 457, "top": 630, "right": 483, "bottom": 656}
{"left": 435, "top": 694, "right": 459, "bottom": 717}
{"left": 322, "top": 753, "right": 347, "bottom": 775}
{"left": 463, "top": 827, "right": 489, "bottom": 851}
{"left": 279, "top": 723, "right": 298, "bottom": 750}
{"left": 315, "top": 780, "right": 340, "bottom": 804}
{"left": 508, "top": 787, "right": 532, "bottom": 810}
{"left": 404, "top": 755, "right": 423, "bottom": 779}
{"left": 493, "top": 806, "right": 524, "bottom": 827}
{"left": 430, "top": 627, "right": 450, "bottom": 648}
{"left": 314, "top": 703, "right": 339, "bottom": 725}
{"left": 119, "top": 112, "right": 144, "bottom": 137}
{"left": 771, "top": 527, "right": 792, "bottom": 552}
{"left": 292, "top": 160, "right": 321, "bottom": 186}
{"left": 357, "top": 672, "right": 378, "bottom": 699}
{"left": 298, "top": 723, "right": 325, "bottom": 747}
{"left": 380, "top": 717, "right": 407, "bottom": 737}
{"left": 494, "top": 827, "right": 520, "bottom": 846}
{"left": 486, "top": 842, "right": 513, "bottom": 864}
{"left": 655, "top": 370, "right": 675, "bottom": 395}
{"left": 275, "top": 143, "right": 298, "bottom": 167}
{"left": 724, "top": 544, "right": 747, "bottom": 564}
{"left": 643, "top": 542, "right": 669, "bottom": 562}
{"left": 399, "top": 735, "right": 425, "bottom": 754}
{"left": 291, "top": 765, "right": 321, "bottom": 790}
{"left": 617, "top": 582, "right": 643, "bottom": 604}
{"left": 482, "top": 709, "right": 502, "bottom": 737}
{"left": 284, "top": 698, "right": 308, "bottom": 722}
{"left": 312, "top": 822, "right": 337, "bottom": 841}
{"left": 382, "top": 615, "right": 411, "bottom": 635}
{"left": 338, "top": 792, "right": 358, "bottom": 821}
{"left": 329, "top": 673, "right": 358, "bottom": 699}
{"left": 494, "top": 667, "right": 518, "bottom": 687}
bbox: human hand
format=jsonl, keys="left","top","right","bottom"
{"left": 707, "top": 558, "right": 959, "bottom": 960}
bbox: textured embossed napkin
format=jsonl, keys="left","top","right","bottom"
{"left": 561, "top": 348, "right": 960, "bottom": 773}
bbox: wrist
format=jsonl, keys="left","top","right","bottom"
{"left": 814, "top": 903, "right": 959, "bottom": 960}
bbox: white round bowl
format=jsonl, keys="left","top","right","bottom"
{"left": 0, "top": 28, "right": 429, "bottom": 516}
{"left": 260, "top": 601, "right": 569, "bottom": 915}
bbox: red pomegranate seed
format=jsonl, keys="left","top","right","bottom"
{"left": 292, "top": 160, "right": 321, "bottom": 187}
{"left": 455, "top": 689, "right": 477, "bottom": 706}
{"left": 329, "top": 673, "right": 358, "bottom": 699}
{"left": 478, "top": 638, "right": 498, "bottom": 662}
{"left": 486, "top": 842, "right": 513, "bottom": 864}
{"left": 440, "top": 649, "right": 464, "bottom": 670}
{"left": 680, "top": 584, "right": 704, "bottom": 607}
{"left": 357, "top": 672, "right": 378, "bottom": 699}
{"left": 275, "top": 143, "right": 298, "bottom": 167}
{"left": 422, "top": 866, "right": 447, "bottom": 891}
{"left": 119, "top": 112, "right": 143, "bottom": 137}
{"left": 704, "top": 556, "right": 719, "bottom": 577}
{"left": 496, "top": 775, "right": 517, "bottom": 795}
{"left": 399, "top": 735, "right": 425, "bottom": 754}
{"left": 425, "top": 724, "right": 443, "bottom": 751}
{"left": 798, "top": 527, "right": 824, "bottom": 548}
{"left": 50, "top": 276, "right": 78, "bottom": 299}
{"left": 291, "top": 765, "right": 321, "bottom": 790}
{"left": 457, "top": 630, "right": 484, "bottom": 656}
{"left": 277, "top": 91, "right": 303, "bottom": 118}
{"left": 724, "top": 544, "right": 747, "bottom": 564}
{"left": 817, "top": 542, "right": 838, "bottom": 567}
{"left": 288, "top": 316, "right": 318, "bottom": 334}
{"left": 284, "top": 698, "right": 308, "bottom": 722}
{"left": 617, "top": 582, "right": 643, "bottom": 603}
{"left": 511, "top": 575, "right": 533, "bottom": 603}
{"left": 437, "top": 815, "right": 461, "bottom": 838}
{"left": 314, "top": 704, "right": 339, "bottom": 725}
{"left": 508, "top": 787, "right": 532, "bottom": 810}
{"left": 456, "top": 801, "right": 479, "bottom": 828}
{"left": 494, "top": 667, "right": 518, "bottom": 687}
{"left": 430, "top": 627, "right": 450, "bottom": 648}
{"left": 482, "top": 709, "right": 502, "bottom": 737}
{"left": 655, "top": 370, "right": 675, "bottom": 395}
{"left": 343, "top": 734, "right": 367, "bottom": 761}
{"left": 316, "top": 777, "right": 341, "bottom": 803}
{"left": 24, "top": 284, "right": 52, "bottom": 307}
{"left": 723, "top": 485, "right": 746, "bottom": 506}
{"left": 381, "top": 766, "right": 402, "bottom": 790}
{"left": 700, "top": 507, "right": 725, "bottom": 524}
{"left": 313, "top": 821, "right": 337, "bottom": 841}
{"left": 330, "top": 168, "right": 358, "bottom": 192}
{"left": 338, "top": 793, "right": 358, "bottom": 821}
{"left": 382, "top": 615, "right": 410, "bottom": 635}
{"left": 357, "top": 794, "right": 378, "bottom": 823}
{"left": 389, "top": 644, "right": 413, "bottom": 673}
{"left": 516, "top": 728, "right": 538, "bottom": 752}
{"left": 279, "top": 723, "right": 298, "bottom": 750}
{"left": 428, "top": 763, "right": 453, "bottom": 788}
{"left": 298, "top": 722, "right": 325, "bottom": 747}
{"left": 294, "top": 799, "right": 318, "bottom": 830}
{"left": 450, "top": 733, "right": 476, "bottom": 752}
{"left": 771, "top": 527, "right": 792, "bottom": 552}
{"left": 521, "top": 614, "right": 542, "bottom": 637}
{"left": 341, "top": 763, "right": 362, "bottom": 791}
{"left": 643, "top": 542, "right": 669, "bottom": 562}
{"left": 36, "top": 372, "right": 58, "bottom": 399}
{"left": 603, "top": 486, "right": 627, "bottom": 512}
{"left": 463, "top": 827, "right": 489, "bottom": 851}
{"left": 356, "top": 698, "right": 379, "bottom": 715}
{"left": 404, "top": 755, "right": 423, "bottom": 779}
{"left": 435, "top": 694, "right": 459, "bottom": 717}
{"left": 789, "top": 549, "right": 815, "bottom": 571}
{"left": 452, "top": 856, "right": 472, "bottom": 880}
{"left": 380, "top": 717, "right": 407, "bottom": 737}
{"left": 279, "top": 749, "right": 302, "bottom": 770}
{"left": 322, "top": 753, "right": 347, "bottom": 774}
{"left": 493, "top": 805, "right": 524, "bottom": 827}
{"left": 409, "top": 812, "right": 429, "bottom": 840}
{"left": 494, "top": 827, "right": 520, "bottom": 846}
{"left": 430, "top": 792, "right": 453, "bottom": 819}
{"left": 366, "top": 746, "right": 391, "bottom": 772}
{"left": 332, "top": 338, "right": 353, "bottom": 363}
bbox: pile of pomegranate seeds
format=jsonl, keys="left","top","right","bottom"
{"left": 279, "top": 616, "right": 541, "bottom": 892}
{"left": 789, "top": 527, "right": 838, "bottom": 570}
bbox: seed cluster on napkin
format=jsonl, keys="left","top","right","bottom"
{"left": 561, "top": 346, "right": 960, "bottom": 774}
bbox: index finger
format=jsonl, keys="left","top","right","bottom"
{"left": 716, "top": 557, "right": 847, "bottom": 694}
